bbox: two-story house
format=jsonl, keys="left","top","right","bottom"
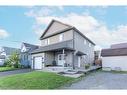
{"left": 31, "top": 20, "right": 95, "bottom": 70}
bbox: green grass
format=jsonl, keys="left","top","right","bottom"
{"left": 0, "top": 67, "right": 17, "bottom": 72}
{"left": 0, "top": 71, "right": 75, "bottom": 89}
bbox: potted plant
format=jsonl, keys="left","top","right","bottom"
{"left": 85, "top": 64, "right": 90, "bottom": 69}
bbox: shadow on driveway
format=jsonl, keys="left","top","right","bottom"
{"left": 0, "top": 69, "right": 33, "bottom": 77}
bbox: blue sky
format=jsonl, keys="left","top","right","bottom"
{"left": 0, "top": 6, "right": 127, "bottom": 49}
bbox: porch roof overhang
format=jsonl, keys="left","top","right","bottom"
{"left": 76, "top": 51, "right": 86, "bottom": 56}
{"left": 31, "top": 40, "right": 75, "bottom": 54}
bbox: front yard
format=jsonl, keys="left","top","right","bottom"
{"left": 0, "top": 71, "right": 75, "bottom": 89}
{"left": 0, "top": 67, "right": 17, "bottom": 72}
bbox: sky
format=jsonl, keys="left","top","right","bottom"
{"left": 0, "top": 6, "right": 127, "bottom": 50}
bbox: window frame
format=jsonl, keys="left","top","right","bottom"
{"left": 89, "top": 43, "right": 92, "bottom": 47}
{"left": 59, "top": 34, "right": 64, "bottom": 42}
{"left": 84, "top": 39, "right": 87, "bottom": 45}
{"left": 47, "top": 38, "right": 50, "bottom": 45}
{"left": 44, "top": 38, "right": 50, "bottom": 45}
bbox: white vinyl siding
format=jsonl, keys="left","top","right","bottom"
{"left": 41, "top": 30, "right": 73, "bottom": 46}
{"left": 102, "top": 56, "right": 127, "bottom": 71}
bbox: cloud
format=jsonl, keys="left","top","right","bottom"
{"left": 25, "top": 7, "right": 54, "bottom": 17}
{"left": 86, "top": 25, "right": 127, "bottom": 48}
{"left": 25, "top": 7, "right": 127, "bottom": 50}
{"left": 0, "top": 29, "right": 9, "bottom": 38}
{"left": 35, "top": 13, "right": 101, "bottom": 33}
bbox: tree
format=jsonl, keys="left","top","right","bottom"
{"left": 4, "top": 51, "right": 21, "bottom": 68}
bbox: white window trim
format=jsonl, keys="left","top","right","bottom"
{"left": 59, "top": 34, "right": 64, "bottom": 42}
{"left": 84, "top": 39, "right": 87, "bottom": 45}
{"left": 44, "top": 38, "right": 50, "bottom": 45}
{"left": 47, "top": 38, "right": 50, "bottom": 45}
{"left": 44, "top": 39, "right": 47, "bottom": 45}
{"left": 89, "top": 43, "right": 92, "bottom": 47}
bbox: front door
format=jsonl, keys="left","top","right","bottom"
{"left": 78, "top": 56, "right": 81, "bottom": 68}
{"left": 58, "top": 54, "right": 66, "bottom": 66}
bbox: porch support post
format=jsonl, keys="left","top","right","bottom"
{"left": 72, "top": 52, "right": 75, "bottom": 69}
{"left": 62, "top": 49, "right": 65, "bottom": 54}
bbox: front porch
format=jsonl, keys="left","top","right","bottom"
{"left": 44, "top": 48, "right": 74, "bottom": 68}
{"left": 38, "top": 65, "right": 101, "bottom": 78}
{"left": 42, "top": 66, "right": 73, "bottom": 73}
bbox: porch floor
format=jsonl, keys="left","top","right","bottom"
{"left": 38, "top": 66, "right": 73, "bottom": 73}
{"left": 36, "top": 65, "right": 101, "bottom": 78}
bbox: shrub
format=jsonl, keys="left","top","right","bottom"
{"left": 13, "top": 62, "right": 21, "bottom": 68}
{"left": 4, "top": 59, "right": 13, "bottom": 67}
{"left": 85, "top": 64, "right": 90, "bottom": 69}
{"left": 52, "top": 60, "right": 56, "bottom": 66}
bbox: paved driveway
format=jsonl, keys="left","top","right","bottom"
{"left": 63, "top": 71, "right": 127, "bottom": 89}
{"left": 0, "top": 69, "right": 32, "bottom": 77}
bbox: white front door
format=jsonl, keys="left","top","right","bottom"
{"left": 58, "top": 54, "right": 65, "bottom": 66}
{"left": 78, "top": 56, "right": 81, "bottom": 68}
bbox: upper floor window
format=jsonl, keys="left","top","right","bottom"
{"left": 44, "top": 39, "right": 48, "bottom": 45}
{"left": 47, "top": 38, "right": 50, "bottom": 45}
{"left": 89, "top": 43, "right": 92, "bottom": 47}
{"left": 44, "top": 38, "right": 50, "bottom": 45}
{"left": 84, "top": 39, "right": 87, "bottom": 45}
{"left": 59, "top": 34, "right": 64, "bottom": 42}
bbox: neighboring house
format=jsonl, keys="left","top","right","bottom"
{"left": 31, "top": 19, "right": 95, "bottom": 70}
{"left": 94, "top": 50, "right": 102, "bottom": 66}
{"left": 0, "top": 55, "right": 5, "bottom": 66}
{"left": 20, "top": 42, "right": 39, "bottom": 67}
{"left": 94, "top": 50, "right": 101, "bottom": 60}
{"left": 0, "top": 46, "right": 20, "bottom": 66}
{"left": 101, "top": 43, "right": 127, "bottom": 71}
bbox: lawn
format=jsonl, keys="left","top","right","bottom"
{"left": 0, "top": 71, "right": 75, "bottom": 89}
{"left": 0, "top": 67, "right": 17, "bottom": 72}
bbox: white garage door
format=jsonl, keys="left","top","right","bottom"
{"left": 34, "top": 57, "right": 42, "bottom": 69}
{"left": 102, "top": 56, "right": 127, "bottom": 71}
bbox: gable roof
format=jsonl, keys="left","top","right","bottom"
{"left": 22, "top": 42, "right": 39, "bottom": 52}
{"left": 23, "top": 42, "right": 38, "bottom": 48}
{"left": 40, "top": 19, "right": 73, "bottom": 39}
{"left": 101, "top": 48, "right": 127, "bottom": 57}
{"left": 111, "top": 43, "right": 127, "bottom": 49}
{"left": 40, "top": 19, "right": 95, "bottom": 45}
{"left": 1, "top": 46, "right": 20, "bottom": 55}
{"left": 73, "top": 27, "right": 95, "bottom": 45}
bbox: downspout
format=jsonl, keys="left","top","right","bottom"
{"left": 72, "top": 30, "right": 75, "bottom": 69}
{"left": 62, "top": 49, "right": 65, "bottom": 67}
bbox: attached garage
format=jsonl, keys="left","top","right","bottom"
{"left": 33, "top": 57, "right": 43, "bottom": 69}
{"left": 31, "top": 53, "right": 45, "bottom": 70}
{"left": 101, "top": 48, "right": 127, "bottom": 71}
